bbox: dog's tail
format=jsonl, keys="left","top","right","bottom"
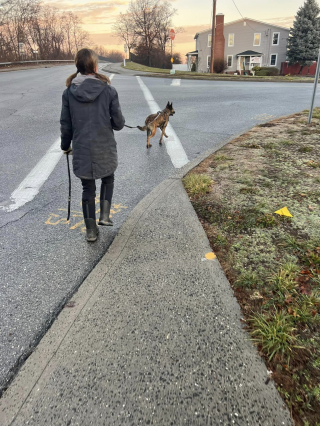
{"left": 137, "top": 125, "right": 147, "bottom": 132}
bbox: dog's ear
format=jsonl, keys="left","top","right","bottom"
{"left": 166, "top": 101, "right": 170, "bottom": 108}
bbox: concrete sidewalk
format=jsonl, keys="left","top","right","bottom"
{"left": 102, "top": 62, "right": 149, "bottom": 76}
{"left": 0, "top": 171, "right": 291, "bottom": 425}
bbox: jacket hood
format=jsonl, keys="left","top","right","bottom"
{"left": 69, "top": 77, "right": 107, "bottom": 103}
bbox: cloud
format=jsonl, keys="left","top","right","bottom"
{"left": 44, "top": 0, "right": 128, "bottom": 24}
{"left": 263, "top": 16, "right": 294, "bottom": 28}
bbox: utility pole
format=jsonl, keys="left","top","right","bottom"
{"left": 210, "top": 0, "right": 217, "bottom": 73}
{"left": 308, "top": 47, "right": 320, "bottom": 124}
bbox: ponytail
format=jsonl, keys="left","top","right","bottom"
{"left": 94, "top": 72, "right": 111, "bottom": 85}
{"left": 66, "top": 71, "right": 78, "bottom": 88}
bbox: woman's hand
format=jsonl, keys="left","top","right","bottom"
{"left": 63, "top": 148, "right": 73, "bottom": 155}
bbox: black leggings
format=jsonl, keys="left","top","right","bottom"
{"left": 81, "top": 174, "right": 114, "bottom": 204}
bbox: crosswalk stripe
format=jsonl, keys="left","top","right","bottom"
{"left": 136, "top": 76, "right": 189, "bottom": 169}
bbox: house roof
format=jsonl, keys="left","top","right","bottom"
{"left": 194, "top": 17, "right": 290, "bottom": 38}
{"left": 185, "top": 50, "right": 198, "bottom": 56}
{"left": 236, "top": 50, "right": 263, "bottom": 57}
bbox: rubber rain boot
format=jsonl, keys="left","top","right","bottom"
{"left": 99, "top": 183, "right": 113, "bottom": 226}
{"left": 83, "top": 200, "right": 99, "bottom": 242}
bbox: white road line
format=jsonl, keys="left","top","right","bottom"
{"left": 170, "top": 79, "right": 181, "bottom": 86}
{"left": 109, "top": 74, "right": 115, "bottom": 81}
{"left": 1, "top": 139, "right": 62, "bottom": 212}
{"left": 136, "top": 76, "right": 189, "bottom": 169}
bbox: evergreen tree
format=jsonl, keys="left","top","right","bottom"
{"left": 287, "top": 0, "right": 320, "bottom": 68}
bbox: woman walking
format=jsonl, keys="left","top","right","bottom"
{"left": 60, "top": 48, "right": 125, "bottom": 242}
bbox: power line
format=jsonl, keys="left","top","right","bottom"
{"left": 230, "top": 0, "right": 258, "bottom": 32}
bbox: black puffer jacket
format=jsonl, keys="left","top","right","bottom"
{"left": 60, "top": 78, "right": 125, "bottom": 179}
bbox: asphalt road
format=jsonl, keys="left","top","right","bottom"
{"left": 0, "top": 65, "right": 319, "bottom": 395}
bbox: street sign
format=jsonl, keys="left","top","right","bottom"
{"left": 18, "top": 42, "right": 25, "bottom": 53}
{"left": 171, "top": 57, "right": 174, "bottom": 63}
{"left": 33, "top": 50, "right": 38, "bottom": 54}
{"left": 169, "top": 29, "right": 175, "bottom": 41}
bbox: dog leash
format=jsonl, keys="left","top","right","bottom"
{"left": 66, "top": 152, "right": 71, "bottom": 221}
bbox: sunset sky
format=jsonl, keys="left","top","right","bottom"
{"left": 44, "top": 0, "right": 307, "bottom": 56}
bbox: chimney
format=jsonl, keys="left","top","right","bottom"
{"left": 215, "top": 13, "right": 225, "bottom": 62}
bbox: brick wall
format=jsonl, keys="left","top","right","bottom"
{"left": 215, "top": 14, "right": 225, "bottom": 61}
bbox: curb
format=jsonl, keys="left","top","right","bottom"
{"left": 0, "top": 128, "right": 256, "bottom": 425}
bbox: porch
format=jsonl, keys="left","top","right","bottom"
{"left": 186, "top": 50, "right": 198, "bottom": 72}
{"left": 236, "top": 50, "right": 263, "bottom": 74}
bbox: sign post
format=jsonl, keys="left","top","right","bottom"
{"left": 308, "top": 47, "right": 320, "bottom": 124}
{"left": 124, "top": 44, "right": 128, "bottom": 67}
{"left": 33, "top": 50, "right": 38, "bottom": 63}
{"left": 18, "top": 42, "right": 24, "bottom": 61}
{"left": 170, "top": 29, "right": 175, "bottom": 68}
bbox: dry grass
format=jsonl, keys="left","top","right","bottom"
{"left": 183, "top": 109, "right": 320, "bottom": 426}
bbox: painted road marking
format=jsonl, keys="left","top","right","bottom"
{"left": 170, "top": 79, "right": 181, "bottom": 86}
{"left": 45, "top": 198, "right": 127, "bottom": 233}
{"left": 109, "top": 74, "right": 115, "bottom": 81}
{"left": 136, "top": 76, "right": 189, "bottom": 169}
{"left": 0, "top": 138, "right": 62, "bottom": 212}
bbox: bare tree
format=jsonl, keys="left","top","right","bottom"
{"left": 112, "top": 12, "right": 138, "bottom": 57}
{"left": 153, "top": 1, "right": 176, "bottom": 53}
{"left": 114, "top": 0, "right": 179, "bottom": 66}
{"left": 0, "top": 0, "right": 90, "bottom": 62}
{"left": 128, "top": 0, "right": 160, "bottom": 66}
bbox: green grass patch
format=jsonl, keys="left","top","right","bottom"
{"left": 299, "top": 146, "right": 313, "bottom": 153}
{"left": 279, "top": 139, "right": 294, "bottom": 146}
{"left": 214, "top": 154, "right": 234, "bottom": 161}
{"left": 182, "top": 173, "right": 212, "bottom": 196}
{"left": 240, "top": 186, "right": 258, "bottom": 194}
{"left": 241, "top": 143, "right": 261, "bottom": 149}
{"left": 250, "top": 311, "right": 298, "bottom": 362}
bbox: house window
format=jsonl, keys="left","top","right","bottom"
{"left": 227, "top": 55, "right": 233, "bottom": 67}
{"left": 272, "top": 32, "right": 280, "bottom": 45}
{"left": 208, "top": 34, "right": 212, "bottom": 47}
{"left": 253, "top": 33, "right": 261, "bottom": 46}
{"left": 228, "top": 33, "right": 234, "bottom": 47}
{"left": 207, "top": 56, "right": 211, "bottom": 70}
{"left": 270, "top": 54, "right": 278, "bottom": 66}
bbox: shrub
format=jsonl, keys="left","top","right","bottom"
{"left": 255, "top": 67, "right": 280, "bottom": 76}
{"left": 214, "top": 58, "right": 228, "bottom": 73}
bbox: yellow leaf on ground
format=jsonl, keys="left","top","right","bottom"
{"left": 205, "top": 252, "right": 216, "bottom": 260}
{"left": 274, "top": 207, "right": 293, "bottom": 217}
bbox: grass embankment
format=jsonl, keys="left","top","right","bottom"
{"left": 124, "top": 61, "right": 315, "bottom": 82}
{"left": 183, "top": 109, "right": 320, "bottom": 425}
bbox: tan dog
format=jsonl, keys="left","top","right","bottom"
{"left": 138, "top": 102, "right": 175, "bottom": 149}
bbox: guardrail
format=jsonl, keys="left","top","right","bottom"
{"left": 0, "top": 60, "right": 74, "bottom": 66}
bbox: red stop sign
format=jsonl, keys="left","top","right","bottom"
{"left": 170, "top": 29, "right": 175, "bottom": 40}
